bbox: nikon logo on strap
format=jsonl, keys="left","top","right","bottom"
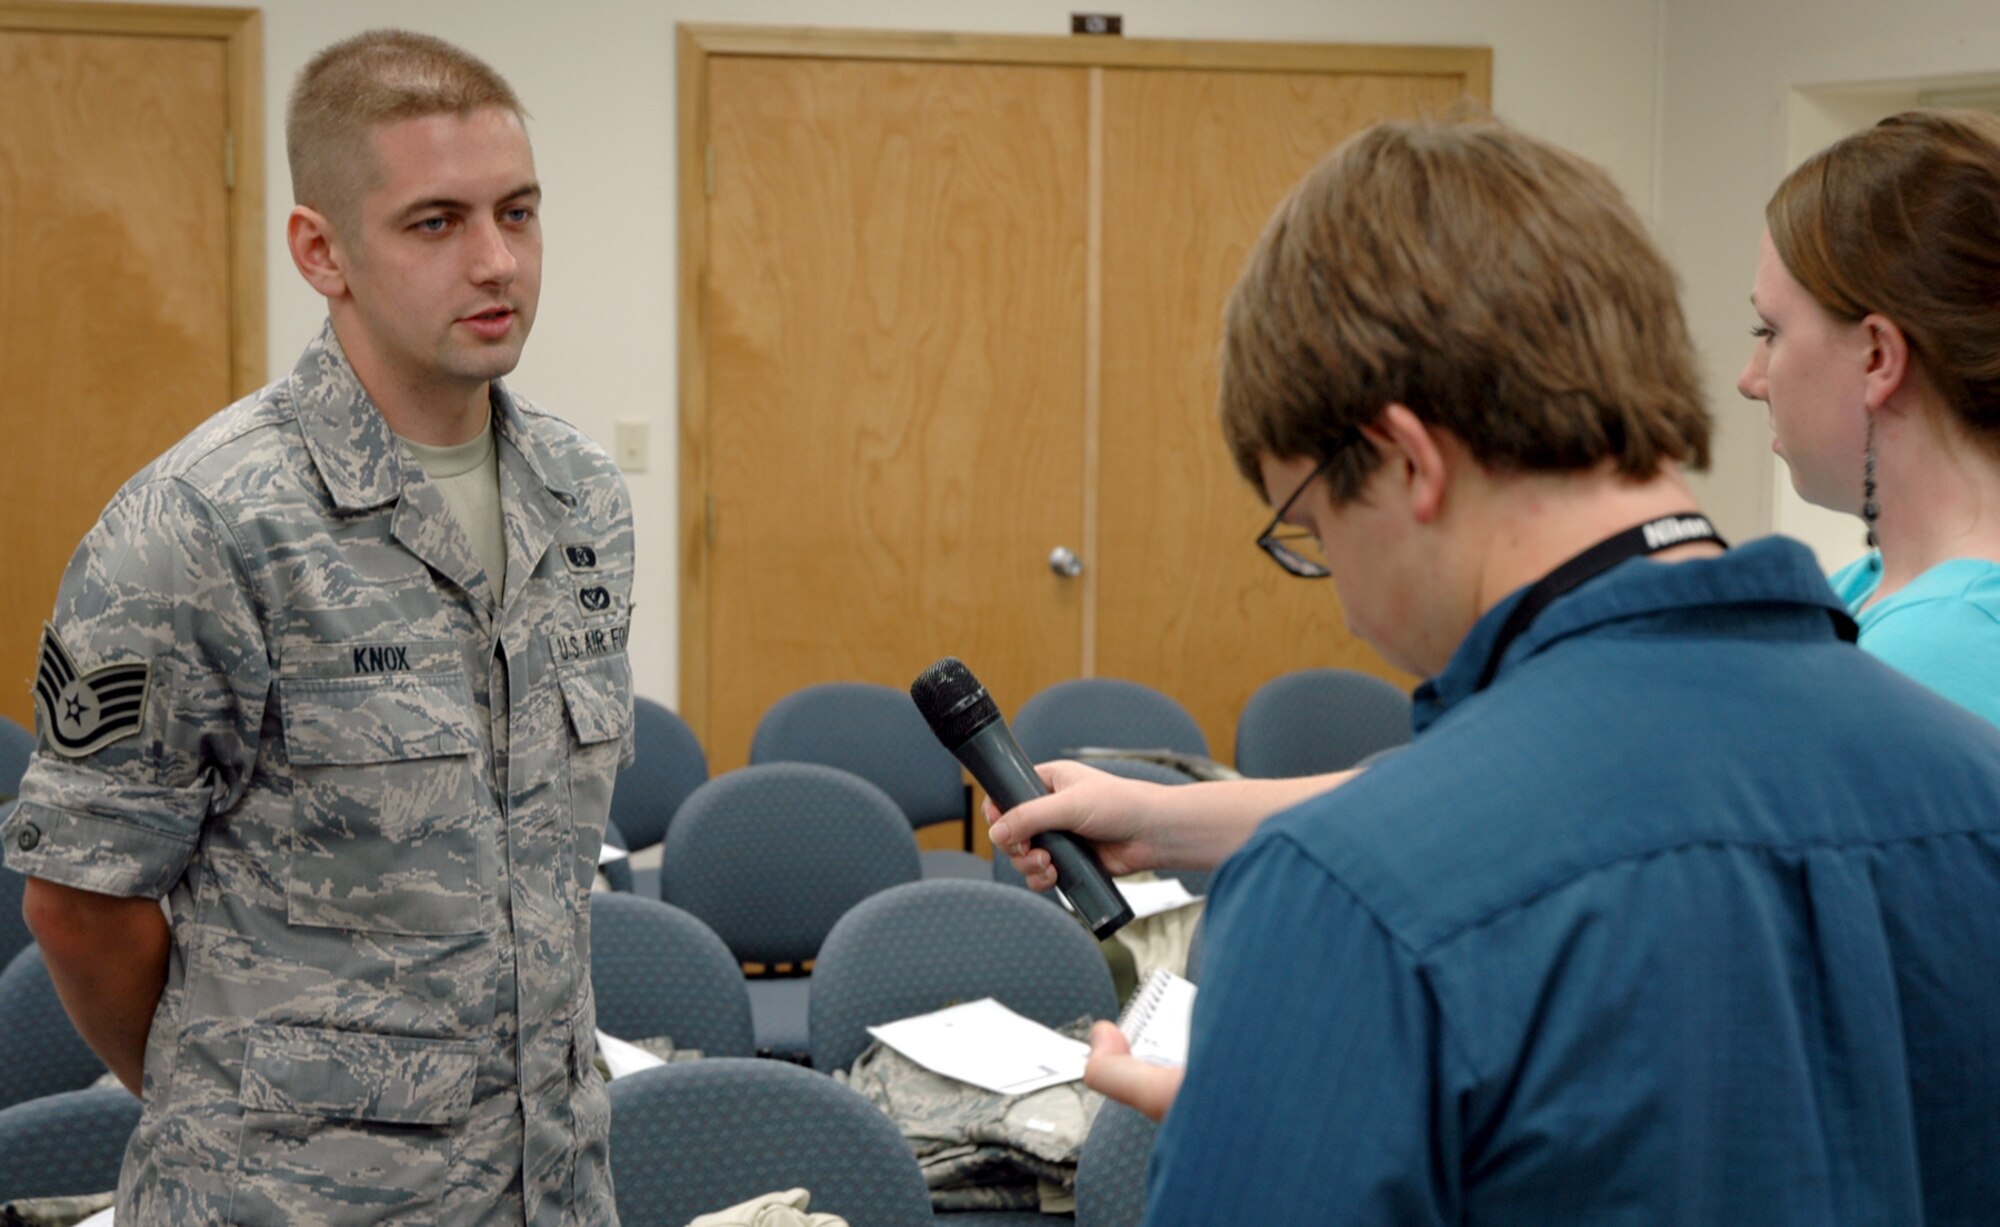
{"left": 1641, "top": 515, "right": 1717, "bottom": 551}
{"left": 34, "top": 625, "right": 151, "bottom": 759}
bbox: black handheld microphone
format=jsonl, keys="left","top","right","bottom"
{"left": 911, "top": 657, "right": 1135, "bottom": 940}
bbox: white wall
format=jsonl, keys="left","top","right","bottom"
{"left": 135, "top": 0, "right": 1668, "bottom": 705}
{"left": 1658, "top": 0, "right": 2000, "bottom": 566}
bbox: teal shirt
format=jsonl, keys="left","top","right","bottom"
{"left": 1829, "top": 551, "right": 2000, "bottom": 726}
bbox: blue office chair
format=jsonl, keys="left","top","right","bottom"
{"left": 1234, "top": 668, "right": 1411, "bottom": 778}
{"left": 660, "top": 764, "right": 921, "bottom": 1058}
{"left": 751, "top": 681, "right": 986, "bottom": 879}
{"left": 0, "top": 803, "right": 31, "bottom": 969}
{"left": 588, "top": 893, "right": 755, "bottom": 1058}
{"left": 610, "top": 698, "right": 707, "bottom": 853}
{"left": 809, "top": 879, "right": 1117, "bottom": 1074}
{"left": 0, "top": 944, "right": 108, "bottom": 1110}
{"left": 1013, "top": 678, "right": 1208, "bottom": 764}
{"left": 0, "top": 1084, "right": 139, "bottom": 1201}
{"left": 607, "top": 1058, "right": 934, "bottom": 1227}
{"left": 0, "top": 715, "right": 34, "bottom": 802}
{"left": 1074, "top": 1100, "right": 1160, "bottom": 1227}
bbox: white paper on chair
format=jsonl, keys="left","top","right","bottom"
{"left": 1114, "top": 877, "right": 1200, "bottom": 919}
{"left": 76, "top": 1212, "right": 114, "bottom": 1227}
{"left": 597, "top": 843, "right": 631, "bottom": 866}
{"left": 595, "top": 1030, "right": 666, "bottom": 1079}
{"left": 866, "top": 998, "right": 1089, "bottom": 1095}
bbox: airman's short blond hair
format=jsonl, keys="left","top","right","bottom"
{"left": 286, "top": 30, "right": 526, "bottom": 233}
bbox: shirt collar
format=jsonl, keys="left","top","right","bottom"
{"left": 1412, "top": 535, "right": 1852, "bottom": 733}
{"left": 288, "top": 320, "right": 574, "bottom": 510}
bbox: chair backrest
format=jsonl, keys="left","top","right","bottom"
{"left": 609, "top": 697, "right": 708, "bottom": 851}
{"left": 588, "top": 893, "right": 756, "bottom": 1058}
{"left": 1073, "top": 1100, "right": 1160, "bottom": 1227}
{"left": 810, "top": 878, "right": 1118, "bottom": 1073}
{"left": 659, "top": 763, "right": 920, "bottom": 965}
{"left": 0, "top": 715, "right": 32, "bottom": 802}
{"left": 0, "top": 803, "right": 31, "bottom": 969}
{"left": 0, "top": 1084, "right": 140, "bottom": 1201}
{"left": 0, "top": 944, "right": 106, "bottom": 1110}
{"left": 749, "top": 682, "right": 968, "bottom": 831}
{"left": 1233, "top": 668, "right": 1412, "bottom": 778}
{"left": 1014, "top": 678, "right": 1208, "bottom": 763}
{"left": 607, "top": 1058, "right": 934, "bottom": 1227}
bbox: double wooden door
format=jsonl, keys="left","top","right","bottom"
{"left": 680, "top": 28, "right": 1487, "bottom": 799}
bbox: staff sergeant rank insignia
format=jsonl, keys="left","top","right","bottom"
{"left": 33, "top": 624, "right": 151, "bottom": 759}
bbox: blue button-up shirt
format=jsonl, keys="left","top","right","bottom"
{"left": 1147, "top": 537, "right": 2000, "bottom": 1225}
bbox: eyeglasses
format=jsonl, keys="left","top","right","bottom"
{"left": 1255, "top": 456, "right": 1333, "bottom": 579}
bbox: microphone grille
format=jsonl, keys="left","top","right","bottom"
{"left": 909, "top": 656, "right": 1000, "bottom": 749}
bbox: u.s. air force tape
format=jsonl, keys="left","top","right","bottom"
{"left": 33, "top": 624, "right": 151, "bottom": 758}
{"left": 547, "top": 621, "right": 630, "bottom": 665}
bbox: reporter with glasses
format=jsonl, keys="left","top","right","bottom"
{"left": 993, "top": 113, "right": 2000, "bottom": 1224}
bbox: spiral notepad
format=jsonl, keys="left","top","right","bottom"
{"left": 1117, "top": 968, "right": 1198, "bottom": 1067}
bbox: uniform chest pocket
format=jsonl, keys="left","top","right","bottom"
{"left": 279, "top": 673, "right": 488, "bottom": 936}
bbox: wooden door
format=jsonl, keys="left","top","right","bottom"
{"left": 0, "top": 6, "right": 262, "bottom": 732}
{"left": 683, "top": 28, "right": 1489, "bottom": 790}
{"left": 698, "top": 55, "right": 1092, "bottom": 773}
{"left": 1096, "top": 69, "right": 1466, "bottom": 757}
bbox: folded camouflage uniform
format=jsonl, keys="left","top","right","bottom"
{"left": 685, "top": 1187, "right": 849, "bottom": 1227}
{"left": 836, "top": 1017, "right": 1102, "bottom": 1214}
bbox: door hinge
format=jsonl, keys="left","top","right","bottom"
{"left": 705, "top": 145, "right": 715, "bottom": 197}
{"left": 224, "top": 132, "right": 235, "bottom": 191}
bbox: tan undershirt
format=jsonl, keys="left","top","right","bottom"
{"left": 402, "top": 421, "right": 507, "bottom": 604}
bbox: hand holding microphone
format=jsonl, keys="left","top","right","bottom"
{"left": 911, "top": 658, "right": 1135, "bottom": 939}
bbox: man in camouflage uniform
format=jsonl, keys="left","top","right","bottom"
{"left": 5, "top": 31, "right": 631, "bottom": 1224}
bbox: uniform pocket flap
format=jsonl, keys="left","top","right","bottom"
{"left": 241, "top": 1027, "right": 478, "bottom": 1125}
{"left": 559, "top": 661, "right": 632, "bottom": 746}
{"left": 279, "top": 673, "right": 480, "bottom": 766}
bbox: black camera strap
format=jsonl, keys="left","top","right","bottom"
{"left": 1472, "top": 513, "right": 1727, "bottom": 693}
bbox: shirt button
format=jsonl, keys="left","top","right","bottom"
{"left": 14, "top": 824, "right": 40, "bottom": 852}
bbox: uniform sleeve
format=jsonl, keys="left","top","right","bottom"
{"left": 2, "top": 478, "right": 270, "bottom": 897}
{"left": 1859, "top": 596, "right": 2000, "bottom": 727}
{"left": 1143, "top": 834, "right": 1467, "bottom": 1226}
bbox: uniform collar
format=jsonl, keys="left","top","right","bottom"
{"left": 1412, "top": 535, "right": 1852, "bottom": 733}
{"left": 288, "top": 320, "right": 576, "bottom": 511}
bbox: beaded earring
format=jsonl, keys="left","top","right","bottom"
{"left": 1862, "top": 411, "right": 1879, "bottom": 549}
